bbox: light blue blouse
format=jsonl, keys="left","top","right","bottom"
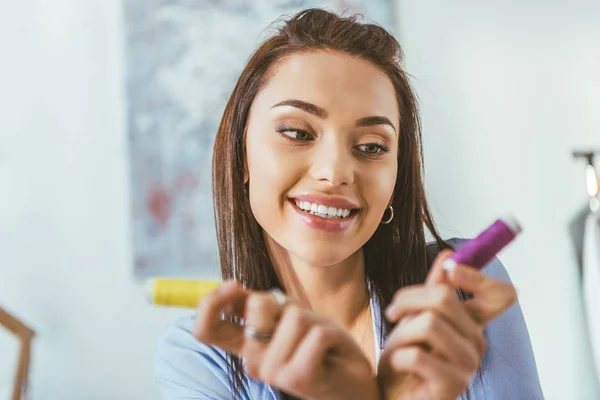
{"left": 154, "top": 239, "right": 545, "bottom": 399}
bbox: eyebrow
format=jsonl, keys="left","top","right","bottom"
{"left": 355, "top": 116, "right": 396, "bottom": 132}
{"left": 272, "top": 99, "right": 328, "bottom": 118}
{"left": 271, "top": 99, "right": 396, "bottom": 133}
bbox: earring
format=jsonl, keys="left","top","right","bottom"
{"left": 380, "top": 205, "right": 394, "bottom": 225}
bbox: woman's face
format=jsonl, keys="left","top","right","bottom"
{"left": 244, "top": 50, "right": 399, "bottom": 267}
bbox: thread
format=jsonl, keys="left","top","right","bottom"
{"left": 146, "top": 278, "right": 220, "bottom": 308}
{"left": 444, "top": 216, "right": 522, "bottom": 271}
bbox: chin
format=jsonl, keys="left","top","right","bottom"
{"left": 289, "top": 241, "right": 358, "bottom": 267}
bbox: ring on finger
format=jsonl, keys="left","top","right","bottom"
{"left": 243, "top": 324, "right": 274, "bottom": 343}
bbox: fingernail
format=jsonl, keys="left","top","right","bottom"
{"left": 214, "top": 286, "right": 226, "bottom": 295}
{"left": 216, "top": 281, "right": 235, "bottom": 293}
{"left": 443, "top": 259, "right": 457, "bottom": 272}
{"left": 384, "top": 307, "right": 395, "bottom": 320}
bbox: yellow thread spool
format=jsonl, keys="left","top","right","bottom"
{"left": 146, "top": 278, "right": 221, "bottom": 308}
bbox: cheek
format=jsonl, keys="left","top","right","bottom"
{"left": 245, "top": 136, "right": 302, "bottom": 218}
{"left": 363, "top": 163, "right": 397, "bottom": 214}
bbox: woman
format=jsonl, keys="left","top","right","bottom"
{"left": 155, "top": 8, "right": 544, "bottom": 400}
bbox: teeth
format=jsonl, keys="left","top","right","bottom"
{"left": 294, "top": 199, "right": 353, "bottom": 219}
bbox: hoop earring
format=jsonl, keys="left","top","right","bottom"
{"left": 380, "top": 205, "right": 394, "bottom": 225}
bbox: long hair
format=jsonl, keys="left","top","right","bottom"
{"left": 212, "top": 8, "right": 458, "bottom": 399}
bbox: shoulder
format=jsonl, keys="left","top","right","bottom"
{"left": 154, "top": 315, "right": 233, "bottom": 398}
{"left": 156, "top": 315, "right": 228, "bottom": 365}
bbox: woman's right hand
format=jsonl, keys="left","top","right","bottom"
{"left": 378, "top": 250, "right": 518, "bottom": 400}
{"left": 192, "top": 282, "right": 379, "bottom": 400}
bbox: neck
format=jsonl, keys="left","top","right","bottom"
{"left": 266, "top": 238, "right": 370, "bottom": 330}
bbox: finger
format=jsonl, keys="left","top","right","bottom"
{"left": 285, "top": 325, "right": 345, "bottom": 393}
{"left": 464, "top": 295, "right": 517, "bottom": 325}
{"left": 221, "top": 292, "right": 248, "bottom": 319}
{"left": 193, "top": 281, "right": 249, "bottom": 354}
{"left": 390, "top": 347, "right": 472, "bottom": 397}
{"left": 259, "top": 304, "right": 315, "bottom": 383}
{"left": 384, "top": 311, "right": 484, "bottom": 370}
{"left": 385, "top": 285, "right": 482, "bottom": 341}
{"left": 425, "top": 249, "right": 454, "bottom": 286}
{"left": 445, "top": 265, "right": 518, "bottom": 323}
{"left": 242, "top": 291, "right": 285, "bottom": 378}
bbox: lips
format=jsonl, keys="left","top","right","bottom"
{"left": 294, "top": 199, "right": 352, "bottom": 219}
{"left": 288, "top": 199, "right": 357, "bottom": 232}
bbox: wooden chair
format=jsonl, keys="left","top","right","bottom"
{"left": 0, "top": 307, "right": 34, "bottom": 400}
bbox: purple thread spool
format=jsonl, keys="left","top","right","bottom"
{"left": 443, "top": 216, "right": 522, "bottom": 271}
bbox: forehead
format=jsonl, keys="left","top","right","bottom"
{"left": 253, "top": 50, "right": 399, "bottom": 128}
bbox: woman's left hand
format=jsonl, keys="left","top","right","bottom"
{"left": 193, "top": 282, "right": 379, "bottom": 400}
{"left": 377, "top": 250, "right": 517, "bottom": 400}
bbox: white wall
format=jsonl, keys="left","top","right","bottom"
{"left": 394, "top": 1, "right": 600, "bottom": 399}
{"left": 1, "top": 0, "right": 599, "bottom": 399}
{"left": 0, "top": 1, "right": 189, "bottom": 399}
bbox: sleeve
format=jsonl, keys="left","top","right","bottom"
{"left": 154, "top": 316, "right": 235, "bottom": 400}
{"left": 470, "top": 257, "right": 545, "bottom": 400}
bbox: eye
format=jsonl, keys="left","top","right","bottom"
{"left": 277, "top": 128, "right": 313, "bottom": 141}
{"left": 356, "top": 143, "right": 389, "bottom": 155}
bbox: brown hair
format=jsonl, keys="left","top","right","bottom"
{"left": 212, "top": 7, "right": 455, "bottom": 399}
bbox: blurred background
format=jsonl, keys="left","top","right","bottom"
{"left": 1, "top": 0, "right": 599, "bottom": 399}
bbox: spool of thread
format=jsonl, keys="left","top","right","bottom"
{"left": 146, "top": 278, "right": 221, "bottom": 308}
{"left": 444, "top": 216, "right": 523, "bottom": 271}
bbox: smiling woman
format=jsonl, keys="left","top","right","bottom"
{"left": 154, "top": 8, "right": 544, "bottom": 400}
{"left": 244, "top": 50, "right": 399, "bottom": 269}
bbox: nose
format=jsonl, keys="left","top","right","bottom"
{"left": 308, "top": 136, "right": 354, "bottom": 187}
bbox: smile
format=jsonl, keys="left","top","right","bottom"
{"left": 293, "top": 199, "right": 353, "bottom": 219}
{"left": 288, "top": 198, "right": 358, "bottom": 232}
